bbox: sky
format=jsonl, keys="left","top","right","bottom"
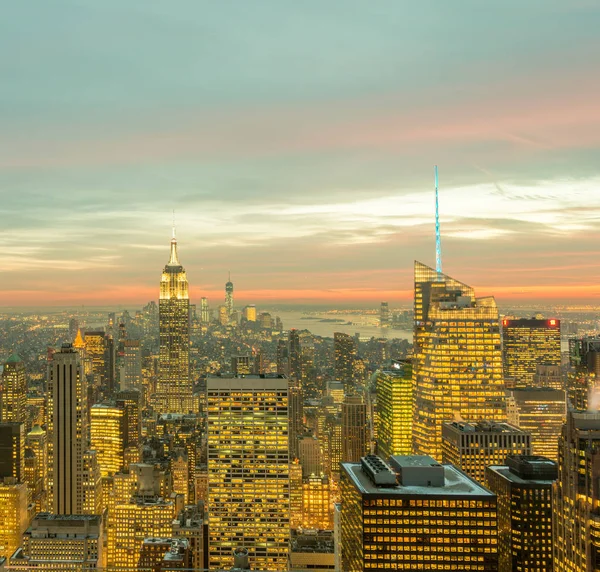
{"left": 1, "top": 0, "right": 600, "bottom": 307}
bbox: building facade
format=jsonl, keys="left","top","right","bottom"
{"left": 156, "top": 231, "right": 192, "bottom": 414}
{"left": 342, "top": 394, "right": 368, "bottom": 463}
{"left": 341, "top": 454, "right": 498, "bottom": 571}
{"left": 207, "top": 374, "right": 290, "bottom": 571}
{"left": 1, "top": 354, "right": 27, "bottom": 423}
{"left": 413, "top": 261, "right": 505, "bottom": 461}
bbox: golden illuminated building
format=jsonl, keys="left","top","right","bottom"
{"left": 170, "top": 448, "right": 189, "bottom": 504}
{"left": 107, "top": 496, "right": 180, "bottom": 569}
{"left": 341, "top": 455, "right": 498, "bottom": 571}
{"left": 413, "top": 261, "right": 505, "bottom": 461}
{"left": 289, "top": 460, "right": 303, "bottom": 529}
{"left": 156, "top": 230, "right": 192, "bottom": 415}
{"left": 82, "top": 450, "right": 103, "bottom": 515}
{"left": 441, "top": 421, "right": 531, "bottom": 486}
{"left": 91, "top": 403, "right": 124, "bottom": 477}
{"left": 376, "top": 362, "right": 413, "bottom": 460}
{"left": 243, "top": 304, "right": 257, "bottom": 322}
{"left": 225, "top": 274, "right": 234, "bottom": 316}
{"left": 1, "top": 354, "right": 27, "bottom": 423}
{"left": 10, "top": 513, "right": 104, "bottom": 570}
{"left": 84, "top": 330, "right": 106, "bottom": 384}
{"left": 207, "top": 374, "right": 290, "bottom": 571}
{"left": 25, "top": 425, "right": 47, "bottom": 512}
{"left": 47, "top": 344, "right": 88, "bottom": 515}
{"left": 553, "top": 411, "right": 600, "bottom": 571}
{"left": 0, "top": 478, "right": 28, "bottom": 560}
{"left": 507, "top": 388, "right": 566, "bottom": 462}
{"left": 302, "top": 473, "right": 333, "bottom": 530}
{"left": 487, "top": 456, "right": 557, "bottom": 572}
{"left": 334, "top": 332, "right": 357, "bottom": 393}
{"left": 502, "top": 318, "right": 561, "bottom": 387}
{"left": 172, "top": 504, "right": 206, "bottom": 571}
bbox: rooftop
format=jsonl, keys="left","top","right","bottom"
{"left": 342, "top": 457, "right": 493, "bottom": 497}
{"left": 443, "top": 421, "right": 525, "bottom": 434}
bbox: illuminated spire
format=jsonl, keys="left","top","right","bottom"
{"left": 435, "top": 165, "right": 443, "bottom": 277}
{"left": 168, "top": 215, "right": 180, "bottom": 266}
{"left": 73, "top": 328, "right": 85, "bottom": 349}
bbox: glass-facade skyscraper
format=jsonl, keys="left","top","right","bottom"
{"left": 156, "top": 231, "right": 192, "bottom": 414}
{"left": 413, "top": 261, "right": 505, "bottom": 460}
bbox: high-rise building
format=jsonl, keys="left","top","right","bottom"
{"left": 156, "top": 230, "right": 192, "bottom": 414}
{"left": 0, "top": 478, "right": 28, "bottom": 561}
{"left": 231, "top": 354, "right": 259, "bottom": 375}
{"left": 413, "top": 261, "right": 505, "bottom": 460}
{"left": 172, "top": 504, "right": 206, "bottom": 572}
{"left": 376, "top": 362, "right": 413, "bottom": 460}
{"left": 334, "top": 333, "right": 357, "bottom": 393}
{"left": 289, "top": 460, "right": 303, "bottom": 530}
{"left": 380, "top": 302, "right": 390, "bottom": 327}
{"left": 1, "top": 354, "right": 27, "bottom": 423}
{"left": 487, "top": 455, "right": 557, "bottom": 572}
{"left": 298, "top": 434, "right": 323, "bottom": 478}
{"left": 47, "top": 344, "right": 88, "bottom": 515}
{"left": 225, "top": 273, "right": 234, "bottom": 316}
{"left": 502, "top": 318, "right": 561, "bottom": 387}
{"left": 533, "top": 364, "right": 563, "bottom": 390}
{"left": 82, "top": 450, "right": 103, "bottom": 515}
{"left": 200, "top": 296, "right": 209, "bottom": 323}
{"left": 341, "top": 455, "right": 498, "bottom": 571}
{"left": 441, "top": 421, "right": 531, "bottom": 486}
{"left": 301, "top": 473, "right": 332, "bottom": 530}
{"left": 120, "top": 339, "right": 142, "bottom": 391}
{"left": 0, "top": 422, "right": 24, "bottom": 481}
{"left": 506, "top": 388, "right": 566, "bottom": 462}
{"left": 207, "top": 374, "right": 290, "bottom": 571}
{"left": 568, "top": 336, "right": 600, "bottom": 409}
{"left": 243, "top": 304, "right": 257, "bottom": 322}
{"left": 25, "top": 425, "right": 47, "bottom": 511}
{"left": 289, "top": 330, "right": 301, "bottom": 381}
{"left": 90, "top": 403, "right": 124, "bottom": 477}
{"left": 553, "top": 410, "right": 600, "bottom": 571}
{"left": 84, "top": 330, "right": 106, "bottom": 385}
{"left": 10, "top": 513, "right": 104, "bottom": 570}
{"left": 289, "top": 378, "right": 304, "bottom": 460}
{"left": 342, "top": 394, "right": 368, "bottom": 463}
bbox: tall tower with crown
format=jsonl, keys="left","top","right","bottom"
{"left": 225, "top": 272, "right": 234, "bottom": 317}
{"left": 156, "top": 226, "right": 192, "bottom": 414}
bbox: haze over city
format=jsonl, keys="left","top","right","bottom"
{"left": 2, "top": 0, "right": 600, "bottom": 305}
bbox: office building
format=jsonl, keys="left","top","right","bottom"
{"left": 91, "top": 403, "right": 124, "bottom": 477}
{"left": 380, "top": 301, "right": 390, "bottom": 328}
{"left": 225, "top": 274, "right": 234, "bottom": 316}
{"left": 413, "top": 261, "right": 505, "bottom": 460}
{"left": 289, "top": 378, "right": 304, "bottom": 460}
{"left": 107, "top": 496, "right": 180, "bottom": 569}
{"left": 1, "top": 355, "right": 27, "bottom": 423}
{"left": 82, "top": 450, "right": 102, "bottom": 515}
{"left": 84, "top": 330, "right": 106, "bottom": 385}
{"left": 502, "top": 317, "right": 561, "bottom": 387}
{"left": 156, "top": 230, "right": 192, "bottom": 414}
{"left": 120, "top": 339, "right": 142, "bottom": 391}
{"left": 341, "top": 454, "right": 498, "bottom": 571}
{"left": 172, "top": 504, "right": 206, "bottom": 571}
{"left": 506, "top": 388, "right": 566, "bottom": 462}
{"left": 342, "top": 394, "right": 368, "bottom": 463}
{"left": 0, "top": 479, "right": 28, "bottom": 561}
{"left": 302, "top": 473, "right": 333, "bottom": 530}
{"left": 442, "top": 421, "right": 531, "bottom": 485}
{"left": 231, "top": 354, "right": 259, "bottom": 375}
{"left": 0, "top": 423, "right": 24, "bottom": 481}
{"left": 47, "top": 344, "right": 88, "bottom": 514}
{"left": 138, "top": 538, "right": 192, "bottom": 571}
{"left": 242, "top": 304, "right": 257, "bottom": 322}
{"left": 25, "top": 425, "right": 47, "bottom": 511}
{"left": 289, "top": 530, "right": 335, "bottom": 572}
{"left": 9, "top": 513, "right": 104, "bottom": 571}
{"left": 553, "top": 410, "right": 600, "bottom": 571}
{"left": 200, "top": 296, "right": 209, "bottom": 323}
{"left": 289, "top": 330, "right": 301, "bottom": 381}
{"left": 376, "top": 362, "right": 413, "bottom": 460}
{"left": 533, "top": 364, "right": 562, "bottom": 390}
{"left": 334, "top": 332, "right": 357, "bottom": 393}
{"left": 207, "top": 374, "right": 290, "bottom": 571}
{"left": 486, "top": 456, "right": 557, "bottom": 572}
{"left": 568, "top": 336, "right": 600, "bottom": 409}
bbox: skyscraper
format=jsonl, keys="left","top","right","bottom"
{"left": 342, "top": 394, "right": 368, "bottom": 463}
{"left": 487, "top": 455, "right": 557, "bottom": 572}
{"left": 506, "top": 387, "right": 566, "bottom": 462}
{"left": 413, "top": 261, "right": 505, "bottom": 460}
{"left": 207, "top": 374, "right": 290, "bottom": 571}
{"left": 334, "top": 332, "right": 357, "bottom": 393}
{"left": 200, "top": 297, "right": 209, "bottom": 323}
{"left": 120, "top": 339, "right": 142, "bottom": 391}
{"left": 288, "top": 378, "right": 304, "bottom": 460}
{"left": 553, "top": 410, "right": 600, "bottom": 570}
{"left": 376, "top": 362, "right": 413, "bottom": 459}
{"left": 156, "top": 230, "right": 192, "bottom": 414}
{"left": 90, "top": 404, "right": 124, "bottom": 477}
{"left": 380, "top": 301, "right": 390, "bottom": 327}
{"left": 1, "top": 354, "right": 27, "bottom": 423}
{"left": 225, "top": 273, "right": 234, "bottom": 316}
{"left": 0, "top": 422, "right": 25, "bottom": 481}
{"left": 502, "top": 317, "right": 561, "bottom": 387}
{"left": 47, "top": 344, "right": 88, "bottom": 515}
{"left": 441, "top": 421, "right": 531, "bottom": 486}
{"left": 340, "top": 455, "right": 498, "bottom": 571}
{"left": 289, "top": 329, "right": 301, "bottom": 381}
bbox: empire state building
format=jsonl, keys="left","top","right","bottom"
{"left": 156, "top": 230, "right": 192, "bottom": 414}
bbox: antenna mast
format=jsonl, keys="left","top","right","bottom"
{"left": 435, "top": 165, "right": 442, "bottom": 276}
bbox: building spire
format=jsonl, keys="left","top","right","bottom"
{"left": 168, "top": 214, "right": 180, "bottom": 266}
{"left": 435, "top": 165, "right": 443, "bottom": 278}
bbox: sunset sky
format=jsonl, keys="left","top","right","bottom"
{"left": 2, "top": 1, "right": 600, "bottom": 306}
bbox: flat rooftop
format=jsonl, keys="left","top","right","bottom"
{"left": 443, "top": 421, "right": 525, "bottom": 434}
{"left": 487, "top": 465, "right": 557, "bottom": 486}
{"left": 342, "top": 461, "right": 493, "bottom": 497}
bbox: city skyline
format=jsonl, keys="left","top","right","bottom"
{"left": 2, "top": 1, "right": 600, "bottom": 306}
